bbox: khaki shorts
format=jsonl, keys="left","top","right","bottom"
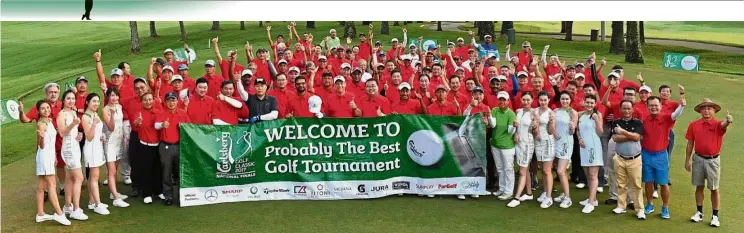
{"left": 692, "top": 154, "right": 720, "bottom": 190}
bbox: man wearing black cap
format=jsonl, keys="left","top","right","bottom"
{"left": 154, "top": 92, "right": 191, "bottom": 205}
{"left": 235, "top": 76, "right": 279, "bottom": 124}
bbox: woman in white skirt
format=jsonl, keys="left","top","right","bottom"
{"left": 35, "top": 100, "right": 71, "bottom": 225}
{"left": 535, "top": 91, "right": 556, "bottom": 208}
{"left": 552, "top": 91, "right": 577, "bottom": 208}
{"left": 507, "top": 92, "right": 539, "bottom": 208}
{"left": 81, "top": 93, "right": 110, "bottom": 215}
{"left": 56, "top": 90, "right": 87, "bottom": 220}
{"left": 102, "top": 88, "right": 129, "bottom": 208}
{"left": 577, "top": 94, "right": 604, "bottom": 214}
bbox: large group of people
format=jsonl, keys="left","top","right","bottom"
{"left": 21, "top": 23, "right": 730, "bottom": 227}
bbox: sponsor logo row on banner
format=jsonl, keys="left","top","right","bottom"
{"left": 180, "top": 177, "right": 485, "bottom": 207}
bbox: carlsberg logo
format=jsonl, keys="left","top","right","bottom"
{"left": 216, "top": 131, "right": 256, "bottom": 179}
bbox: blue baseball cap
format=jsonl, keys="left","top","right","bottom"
{"left": 177, "top": 64, "right": 189, "bottom": 71}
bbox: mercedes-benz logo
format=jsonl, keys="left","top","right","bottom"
{"left": 205, "top": 189, "right": 218, "bottom": 202}
{"left": 317, "top": 184, "right": 324, "bottom": 191}
{"left": 250, "top": 186, "right": 259, "bottom": 194}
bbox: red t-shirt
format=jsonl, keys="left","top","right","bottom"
{"left": 358, "top": 42, "right": 372, "bottom": 61}
{"left": 121, "top": 96, "right": 162, "bottom": 132}
{"left": 186, "top": 95, "right": 215, "bottom": 124}
{"left": 346, "top": 79, "right": 367, "bottom": 98}
{"left": 641, "top": 113, "right": 676, "bottom": 152}
{"left": 136, "top": 107, "right": 161, "bottom": 144}
{"left": 211, "top": 98, "right": 242, "bottom": 125}
{"left": 468, "top": 104, "right": 491, "bottom": 116}
{"left": 268, "top": 88, "right": 295, "bottom": 119}
{"left": 446, "top": 90, "right": 470, "bottom": 107}
{"left": 427, "top": 101, "right": 459, "bottom": 116}
{"left": 357, "top": 95, "right": 391, "bottom": 118}
{"left": 286, "top": 92, "right": 316, "bottom": 118}
{"left": 544, "top": 64, "right": 562, "bottom": 76}
{"left": 201, "top": 73, "right": 225, "bottom": 100}
{"left": 454, "top": 45, "right": 472, "bottom": 59}
{"left": 156, "top": 109, "right": 191, "bottom": 144}
{"left": 219, "top": 60, "right": 244, "bottom": 81}
{"left": 312, "top": 86, "right": 335, "bottom": 101}
{"left": 251, "top": 58, "right": 271, "bottom": 79}
{"left": 385, "top": 84, "right": 401, "bottom": 104}
{"left": 391, "top": 99, "right": 424, "bottom": 115}
{"left": 686, "top": 118, "right": 727, "bottom": 156}
{"left": 325, "top": 92, "right": 356, "bottom": 118}
{"left": 412, "top": 88, "right": 435, "bottom": 107}
{"left": 512, "top": 51, "right": 533, "bottom": 70}
{"left": 386, "top": 47, "right": 404, "bottom": 61}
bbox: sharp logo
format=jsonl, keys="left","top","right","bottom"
{"left": 461, "top": 181, "right": 480, "bottom": 190}
{"left": 204, "top": 189, "right": 218, "bottom": 202}
{"left": 216, "top": 131, "right": 256, "bottom": 179}
{"left": 437, "top": 184, "right": 458, "bottom": 189}
{"left": 294, "top": 186, "right": 307, "bottom": 194}
{"left": 392, "top": 181, "right": 411, "bottom": 190}
{"left": 221, "top": 189, "right": 243, "bottom": 195}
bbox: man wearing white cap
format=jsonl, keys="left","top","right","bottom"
{"left": 395, "top": 54, "right": 416, "bottom": 83}
{"left": 468, "top": 30, "right": 499, "bottom": 61}
{"left": 148, "top": 59, "right": 174, "bottom": 98}
{"left": 405, "top": 44, "right": 420, "bottom": 62}
{"left": 508, "top": 41, "right": 533, "bottom": 70}
{"left": 276, "top": 59, "right": 289, "bottom": 75}
{"left": 164, "top": 75, "right": 188, "bottom": 110}
{"left": 386, "top": 28, "right": 408, "bottom": 61}
{"left": 325, "top": 76, "right": 356, "bottom": 118}
{"left": 391, "top": 82, "right": 425, "bottom": 115}
{"left": 427, "top": 84, "right": 461, "bottom": 116}
{"left": 201, "top": 59, "right": 225, "bottom": 99}
{"left": 163, "top": 44, "right": 194, "bottom": 69}
{"left": 637, "top": 85, "right": 652, "bottom": 117}
{"left": 454, "top": 37, "right": 473, "bottom": 60}
{"left": 324, "top": 29, "right": 341, "bottom": 52}
{"left": 210, "top": 37, "right": 245, "bottom": 80}
{"left": 487, "top": 91, "right": 518, "bottom": 200}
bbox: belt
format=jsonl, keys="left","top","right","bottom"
{"left": 238, "top": 118, "right": 250, "bottom": 123}
{"left": 696, "top": 153, "right": 720, "bottom": 159}
{"left": 162, "top": 141, "right": 179, "bottom": 145}
{"left": 140, "top": 140, "right": 159, "bottom": 147}
{"left": 619, "top": 153, "right": 641, "bottom": 160}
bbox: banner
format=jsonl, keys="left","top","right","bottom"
{"left": 173, "top": 48, "right": 197, "bottom": 64}
{"left": 179, "top": 114, "right": 488, "bottom": 207}
{"left": 662, "top": 52, "right": 699, "bottom": 72}
{"left": 410, "top": 39, "right": 438, "bottom": 51}
{"left": 1, "top": 99, "right": 21, "bottom": 125}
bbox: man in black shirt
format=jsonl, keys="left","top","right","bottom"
{"left": 609, "top": 100, "right": 646, "bottom": 219}
{"left": 237, "top": 78, "right": 279, "bottom": 124}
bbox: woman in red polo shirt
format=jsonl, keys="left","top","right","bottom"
{"left": 133, "top": 93, "right": 162, "bottom": 204}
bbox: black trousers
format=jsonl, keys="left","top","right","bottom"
{"left": 137, "top": 143, "right": 162, "bottom": 198}
{"left": 159, "top": 143, "right": 179, "bottom": 199}
{"left": 84, "top": 0, "right": 93, "bottom": 17}
{"left": 79, "top": 133, "right": 90, "bottom": 180}
{"left": 570, "top": 132, "right": 587, "bottom": 183}
{"left": 128, "top": 131, "right": 141, "bottom": 190}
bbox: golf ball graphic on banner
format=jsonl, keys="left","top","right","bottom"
{"left": 406, "top": 130, "right": 444, "bottom": 166}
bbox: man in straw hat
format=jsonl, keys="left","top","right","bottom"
{"left": 685, "top": 98, "right": 732, "bottom": 227}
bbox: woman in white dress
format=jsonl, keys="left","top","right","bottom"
{"left": 535, "top": 91, "right": 556, "bottom": 208}
{"left": 81, "top": 93, "right": 110, "bottom": 215}
{"left": 507, "top": 92, "right": 539, "bottom": 208}
{"left": 34, "top": 100, "right": 71, "bottom": 225}
{"left": 552, "top": 91, "right": 577, "bottom": 209}
{"left": 56, "top": 90, "right": 87, "bottom": 221}
{"left": 577, "top": 94, "right": 604, "bottom": 214}
{"left": 102, "top": 88, "right": 130, "bottom": 208}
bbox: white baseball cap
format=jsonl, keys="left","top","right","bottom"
{"left": 484, "top": 34, "right": 492, "bottom": 38}
{"left": 308, "top": 95, "right": 323, "bottom": 114}
{"left": 241, "top": 69, "right": 253, "bottom": 77}
{"left": 607, "top": 72, "right": 621, "bottom": 79}
{"left": 289, "top": 66, "right": 300, "bottom": 73}
{"left": 517, "top": 71, "right": 529, "bottom": 77}
{"left": 278, "top": 59, "right": 288, "bottom": 64}
{"left": 318, "top": 55, "right": 327, "bottom": 61}
{"left": 575, "top": 73, "right": 586, "bottom": 79}
{"left": 329, "top": 29, "right": 336, "bottom": 33}
{"left": 341, "top": 63, "right": 351, "bottom": 69}
{"left": 164, "top": 48, "right": 174, "bottom": 54}
{"left": 110, "top": 68, "right": 123, "bottom": 76}
{"left": 402, "top": 55, "right": 412, "bottom": 61}
{"left": 361, "top": 73, "right": 373, "bottom": 83}
{"left": 639, "top": 85, "right": 652, "bottom": 93}
{"left": 391, "top": 38, "right": 399, "bottom": 43}
{"left": 170, "top": 75, "right": 183, "bottom": 83}
{"left": 333, "top": 75, "right": 346, "bottom": 83}
{"left": 488, "top": 53, "right": 497, "bottom": 59}
{"left": 162, "top": 65, "right": 174, "bottom": 73}
{"left": 456, "top": 37, "right": 465, "bottom": 42}
{"left": 398, "top": 82, "right": 412, "bottom": 90}
{"left": 455, "top": 66, "right": 464, "bottom": 72}
{"left": 412, "top": 60, "right": 421, "bottom": 67}
{"left": 205, "top": 60, "right": 216, "bottom": 66}
{"left": 497, "top": 91, "right": 509, "bottom": 99}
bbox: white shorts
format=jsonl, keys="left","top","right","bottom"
{"left": 555, "top": 136, "right": 573, "bottom": 160}
{"left": 535, "top": 139, "right": 555, "bottom": 162}
{"left": 36, "top": 148, "right": 56, "bottom": 176}
{"left": 515, "top": 141, "right": 535, "bottom": 168}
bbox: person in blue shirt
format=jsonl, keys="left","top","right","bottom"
{"left": 468, "top": 30, "right": 500, "bottom": 61}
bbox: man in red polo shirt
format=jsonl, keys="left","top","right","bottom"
{"left": 163, "top": 45, "right": 191, "bottom": 69}
{"left": 391, "top": 82, "right": 425, "bottom": 115}
{"left": 446, "top": 76, "right": 469, "bottom": 107}
{"left": 636, "top": 85, "right": 652, "bottom": 118}
{"left": 346, "top": 70, "right": 366, "bottom": 97}
{"left": 511, "top": 41, "right": 533, "bottom": 70}
{"left": 267, "top": 74, "right": 295, "bottom": 119}
{"left": 211, "top": 38, "right": 244, "bottom": 80}
{"left": 325, "top": 76, "right": 356, "bottom": 118}
{"left": 464, "top": 86, "right": 490, "bottom": 116}
{"left": 286, "top": 76, "right": 322, "bottom": 118}
{"left": 309, "top": 72, "right": 335, "bottom": 101}
{"left": 186, "top": 78, "right": 214, "bottom": 124}
{"left": 177, "top": 64, "right": 196, "bottom": 94}
{"left": 427, "top": 85, "right": 460, "bottom": 116}
{"left": 659, "top": 84, "right": 684, "bottom": 163}
{"left": 211, "top": 81, "right": 244, "bottom": 125}
{"left": 641, "top": 95, "right": 686, "bottom": 218}
{"left": 353, "top": 79, "right": 390, "bottom": 118}
{"left": 685, "top": 98, "right": 731, "bottom": 227}
{"left": 155, "top": 92, "right": 191, "bottom": 206}
{"left": 385, "top": 70, "right": 404, "bottom": 104}
{"left": 485, "top": 76, "right": 513, "bottom": 109}
{"left": 201, "top": 60, "right": 224, "bottom": 99}
{"left": 357, "top": 24, "right": 373, "bottom": 61}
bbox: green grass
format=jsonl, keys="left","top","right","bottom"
{"left": 511, "top": 21, "right": 744, "bottom": 47}
{"left": 2, "top": 21, "right": 744, "bottom": 232}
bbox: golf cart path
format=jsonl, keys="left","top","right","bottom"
{"left": 423, "top": 22, "right": 744, "bottom": 55}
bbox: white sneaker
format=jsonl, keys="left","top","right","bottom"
{"left": 576, "top": 183, "right": 586, "bottom": 189}
{"left": 427, "top": 194, "right": 435, "bottom": 198}
{"left": 518, "top": 194, "right": 534, "bottom": 201}
{"left": 103, "top": 179, "right": 108, "bottom": 185}
{"left": 553, "top": 193, "right": 566, "bottom": 202}
{"left": 653, "top": 191, "right": 659, "bottom": 199}
{"left": 540, "top": 199, "right": 553, "bottom": 209}
{"left": 507, "top": 199, "right": 521, "bottom": 208}
{"left": 636, "top": 212, "right": 647, "bottom": 220}
{"left": 110, "top": 193, "right": 129, "bottom": 200}
{"left": 457, "top": 195, "right": 466, "bottom": 200}
{"left": 710, "top": 216, "right": 720, "bottom": 227}
{"left": 612, "top": 208, "right": 627, "bottom": 214}
{"left": 88, "top": 202, "right": 109, "bottom": 210}
{"left": 158, "top": 194, "right": 165, "bottom": 200}
{"left": 69, "top": 209, "right": 88, "bottom": 221}
{"left": 471, "top": 194, "right": 480, "bottom": 199}
{"left": 35, "top": 214, "right": 53, "bottom": 223}
{"left": 144, "top": 196, "right": 153, "bottom": 204}
{"left": 123, "top": 176, "right": 132, "bottom": 185}
{"left": 497, "top": 193, "right": 513, "bottom": 201}
{"left": 53, "top": 213, "right": 71, "bottom": 226}
{"left": 63, "top": 205, "right": 73, "bottom": 214}
{"left": 690, "top": 212, "right": 704, "bottom": 222}
{"left": 597, "top": 187, "right": 604, "bottom": 193}
{"left": 580, "top": 199, "right": 599, "bottom": 207}
{"left": 113, "top": 198, "right": 130, "bottom": 208}
{"left": 492, "top": 190, "right": 505, "bottom": 197}
{"left": 537, "top": 192, "right": 547, "bottom": 202}
{"left": 582, "top": 204, "right": 595, "bottom": 214}
{"left": 397, "top": 193, "right": 404, "bottom": 196}
{"left": 560, "top": 199, "right": 573, "bottom": 208}
{"left": 93, "top": 205, "right": 110, "bottom": 215}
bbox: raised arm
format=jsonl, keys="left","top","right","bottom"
{"left": 93, "top": 50, "right": 107, "bottom": 91}
{"left": 146, "top": 57, "right": 156, "bottom": 85}
{"left": 541, "top": 45, "right": 549, "bottom": 66}
{"left": 212, "top": 37, "right": 223, "bottom": 63}
{"left": 266, "top": 26, "right": 275, "bottom": 47}
{"left": 245, "top": 42, "right": 254, "bottom": 61}
{"left": 505, "top": 44, "right": 512, "bottom": 62}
